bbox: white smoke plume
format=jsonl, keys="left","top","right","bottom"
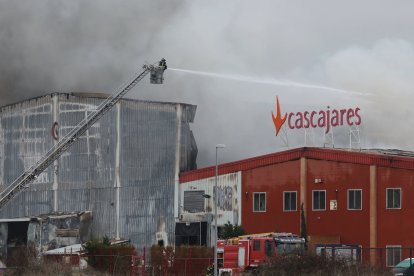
{"left": 0, "top": 0, "right": 413, "bottom": 167}
{"left": 317, "top": 39, "right": 414, "bottom": 150}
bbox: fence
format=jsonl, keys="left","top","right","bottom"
{"left": 2, "top": 245, "right": 213, "bottom": 276}
{"left": 316, "top": 245, "right": 414, "bottom": 269}
{"left": 148, "top": 246, "right": 213, "bottom": 276}
{"left": 361, "top": 247, "right": 414, "bottom": 269}
{"left": 5, "top": 245, "right": 414, "bottom": 275}
{"left": 73, "top": 251, "right": 212, "bottom": 276}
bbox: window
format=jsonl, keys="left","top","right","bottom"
{"left": 312, "top": 190, "right": 326, "bottom": 211}
{"left": 253, "top": 240, "right": 261, "bottom": 251}
{"left": 386, "top": 246, "right": 401, "bottom": 267}
{"left": 265, "top": 240, "right": 274, "bottom": 257}
{"left": 253, "top": 193, "right": 266, "bottom": 212}
{"left": 386, "top": 188, "right": 401, "bottom": 209}
{"left": 183, "top": 190, "right": 205, "bottom": 212}
{"left": 348, "top": 189, "right": 362, "bottom": 210}
{"left": 277, "top": 242, "right": 305, "bottom": 255}
{"left": 283, "top": 191, "right": 297, "bottom": 211}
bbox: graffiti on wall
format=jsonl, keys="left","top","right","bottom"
{"left": 216, "top": 186, "right": 233, "bottom": 211}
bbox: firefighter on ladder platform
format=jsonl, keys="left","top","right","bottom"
{"left": 159, "top": 58, "right": 167, "bottom": 70}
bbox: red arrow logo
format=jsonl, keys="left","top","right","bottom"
{"left": 271, "top": 96, "right": 287, "bottom": 136}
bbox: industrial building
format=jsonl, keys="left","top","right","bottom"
{"left": 2, "top": 92, "right": 414, "bottom": 268}
{"left": 179, "top": 147, "right": 414, "bottom": 267}
{"left": 0, "top": 93, "right": 197, "bottom": 257}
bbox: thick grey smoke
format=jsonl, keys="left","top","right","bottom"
{"left": 318, "top": 39, "right": 414, "bottom": 149}
{"left": 1, "top": 0, "right": 414, "bottom": 167}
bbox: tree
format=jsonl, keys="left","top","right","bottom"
{"left": 220, "top": 221, "right": 245, "bottom": 239}
{"left": 300, "top": 203, "right": 308, "bottom": 250}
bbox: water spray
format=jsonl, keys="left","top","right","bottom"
{"left": 169, "top": 68, "right": 368, "bottom": 96}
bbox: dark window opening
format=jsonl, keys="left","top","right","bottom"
{"left": 253, "top": 240, "right": 261, "bottom": 251}
{"left": 348, "top": 190, "right": 362, "bottom": 210}
{"left": 313, "top": 190, "right": 326, "bottom": 210}
{"left": 387, "top": 188, "right": 401, "bottom": 209}
{"left": 265, "top": 240, "right": 274, "bottom": 257}
{"left": 7, "top": 222, "right": 29, "bottom": 246}
{"left": 284, "top": 192, "right": 297, "bottom": 211}
{"left": 175, "top": 222, "right": 207, "bottom": 246}
{"left": 253, "top": 193, "right": 266, "bottom": 212}
{"left": 6, "top": 221, "right": 29, "bottom": 266}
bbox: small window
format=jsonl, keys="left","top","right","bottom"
{"left": 386, "top": 246, "right": 401, "bottom": 267}
{"left": 253, "top": 193, "right": 266, "bottom": 212}
{"left": 264, "top": 240, "right": 274, "bottom": 257}
{"left": 386, "top": 188, "right": 401, "bottom": 209}
{"left": 312, "top": 190, "right": 326, "bottom": 211}
{"left": 253, "top": 240, "right": 261, "bottom": 251}
{"left": 348, "top": 189, "right": 362, "bottom": 210}
{"left": 283, "top": 191, "right": 297, "bottom": 211}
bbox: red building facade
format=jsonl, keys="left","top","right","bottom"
{"left": 180, "top": 147, "right": 414, "bottom": 266}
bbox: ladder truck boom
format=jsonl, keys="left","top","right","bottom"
{"left": 0, "top": 61, "right": 166, "bottom": 209}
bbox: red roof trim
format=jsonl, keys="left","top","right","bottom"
{"left": 180, "top": 147, "right": 414, "bottom": 183}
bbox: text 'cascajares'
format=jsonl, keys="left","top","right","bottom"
{"left": 287, "top": 107, "right": 361, "bottom": 134}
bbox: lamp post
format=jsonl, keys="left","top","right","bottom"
{"left": 214, "top": 144, "right": 225, "bottom": 276}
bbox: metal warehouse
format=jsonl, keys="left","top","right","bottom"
{"left": 179, "top": 147, "right": 414, "bottom": 267}
{"left": 0, "top": 93, "right": 197, "bottom": 254}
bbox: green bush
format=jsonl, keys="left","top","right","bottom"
{"left": 220, "top": 221, "right": 245, "bottom": 239}
{"left": 83, "top": 236, "right": 136, "bottom": 275}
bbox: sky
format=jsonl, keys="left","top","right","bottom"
{"left": 1, "top": 0, "right": 414, "bottom": 167}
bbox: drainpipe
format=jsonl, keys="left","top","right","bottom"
{"left": 52, "top": 95, "right": 59, "bottom": 212}
{"left": 115, "top": 103, "right": 121, "bottom": 240}
{"left": 369, "top": 165, "right": 377, "bottom": 265}
{"left": 174, "top": 105, "right": 182, "bottom": 222}
{"left": 39, "top": 220, "right": 43, "bottom": 253}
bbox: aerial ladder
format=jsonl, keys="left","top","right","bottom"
{"left": 0, "top": 60, "right": 167, "bottom": 209}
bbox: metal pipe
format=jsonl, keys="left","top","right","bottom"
{"left": 52, "top": 94, "right": 59, "bottom": 212}
{"left": 115, "top": 102, "right": 121, "bottom": 240}
{"left": 214, "top": 144, "right": 225, "bottom": 276}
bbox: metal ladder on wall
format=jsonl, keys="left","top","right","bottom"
{"left": 0, "top": 62, "right": 166, "bottom": 209}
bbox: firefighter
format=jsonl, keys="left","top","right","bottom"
{"left": 159, "top": 58, "right": 167, "bottom": 70}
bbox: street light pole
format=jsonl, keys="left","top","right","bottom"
{"left": 214, "top": 144, "right": 225, "bottom": 276}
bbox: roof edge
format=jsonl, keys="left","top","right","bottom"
{"left": 180, "top": 147, "right": 414, "bottom": 183}
{"left": 0, "top": 92, "right": 196, "bottom": 111}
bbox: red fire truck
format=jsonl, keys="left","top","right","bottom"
{"left": 216, "top": 232, "right": 305, "bottom": 275}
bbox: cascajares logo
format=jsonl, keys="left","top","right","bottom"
{"left": 271, "top": 96, "right": 362, "bottom": 136}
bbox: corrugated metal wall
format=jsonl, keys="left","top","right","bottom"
{"left": 0, "top": 96, "right": 55, "bottom": 217}
{"left": 0, "top": 93, "right": 197, "bottom": 250}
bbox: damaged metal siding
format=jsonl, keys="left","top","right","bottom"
{"left": 0, "top": 93, "right": 197, "bottom": 250}
{"left": 118, "top": 100, "right": 177, "bottom": 249}
{"left": 179, "top": 172, "right": 242, "bottom": 226}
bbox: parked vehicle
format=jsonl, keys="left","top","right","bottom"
{"left": 392, "top": 258, "right": 414, "bottom": 276}
{"left": 315, "top": 244, "right": 361, "bottom": 263}
{"left": 216, "top": 232, "right": 305, "bottom": 275}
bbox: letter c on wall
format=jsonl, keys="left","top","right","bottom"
{"left": 51, "top": 122, "right": 59, "bottom": 141}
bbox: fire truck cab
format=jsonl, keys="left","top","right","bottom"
{"left": 217, "top": 233, "right": 305, "bottom": 275}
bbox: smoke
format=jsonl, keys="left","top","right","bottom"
{"left": 0, "top": 1, "right": 413, "bottom": 167}
{"left": 0, "top": 0, "right": 184, "bottom": 104}
{"left": 317, "top": 39, "right": 414, "bottom": 149}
